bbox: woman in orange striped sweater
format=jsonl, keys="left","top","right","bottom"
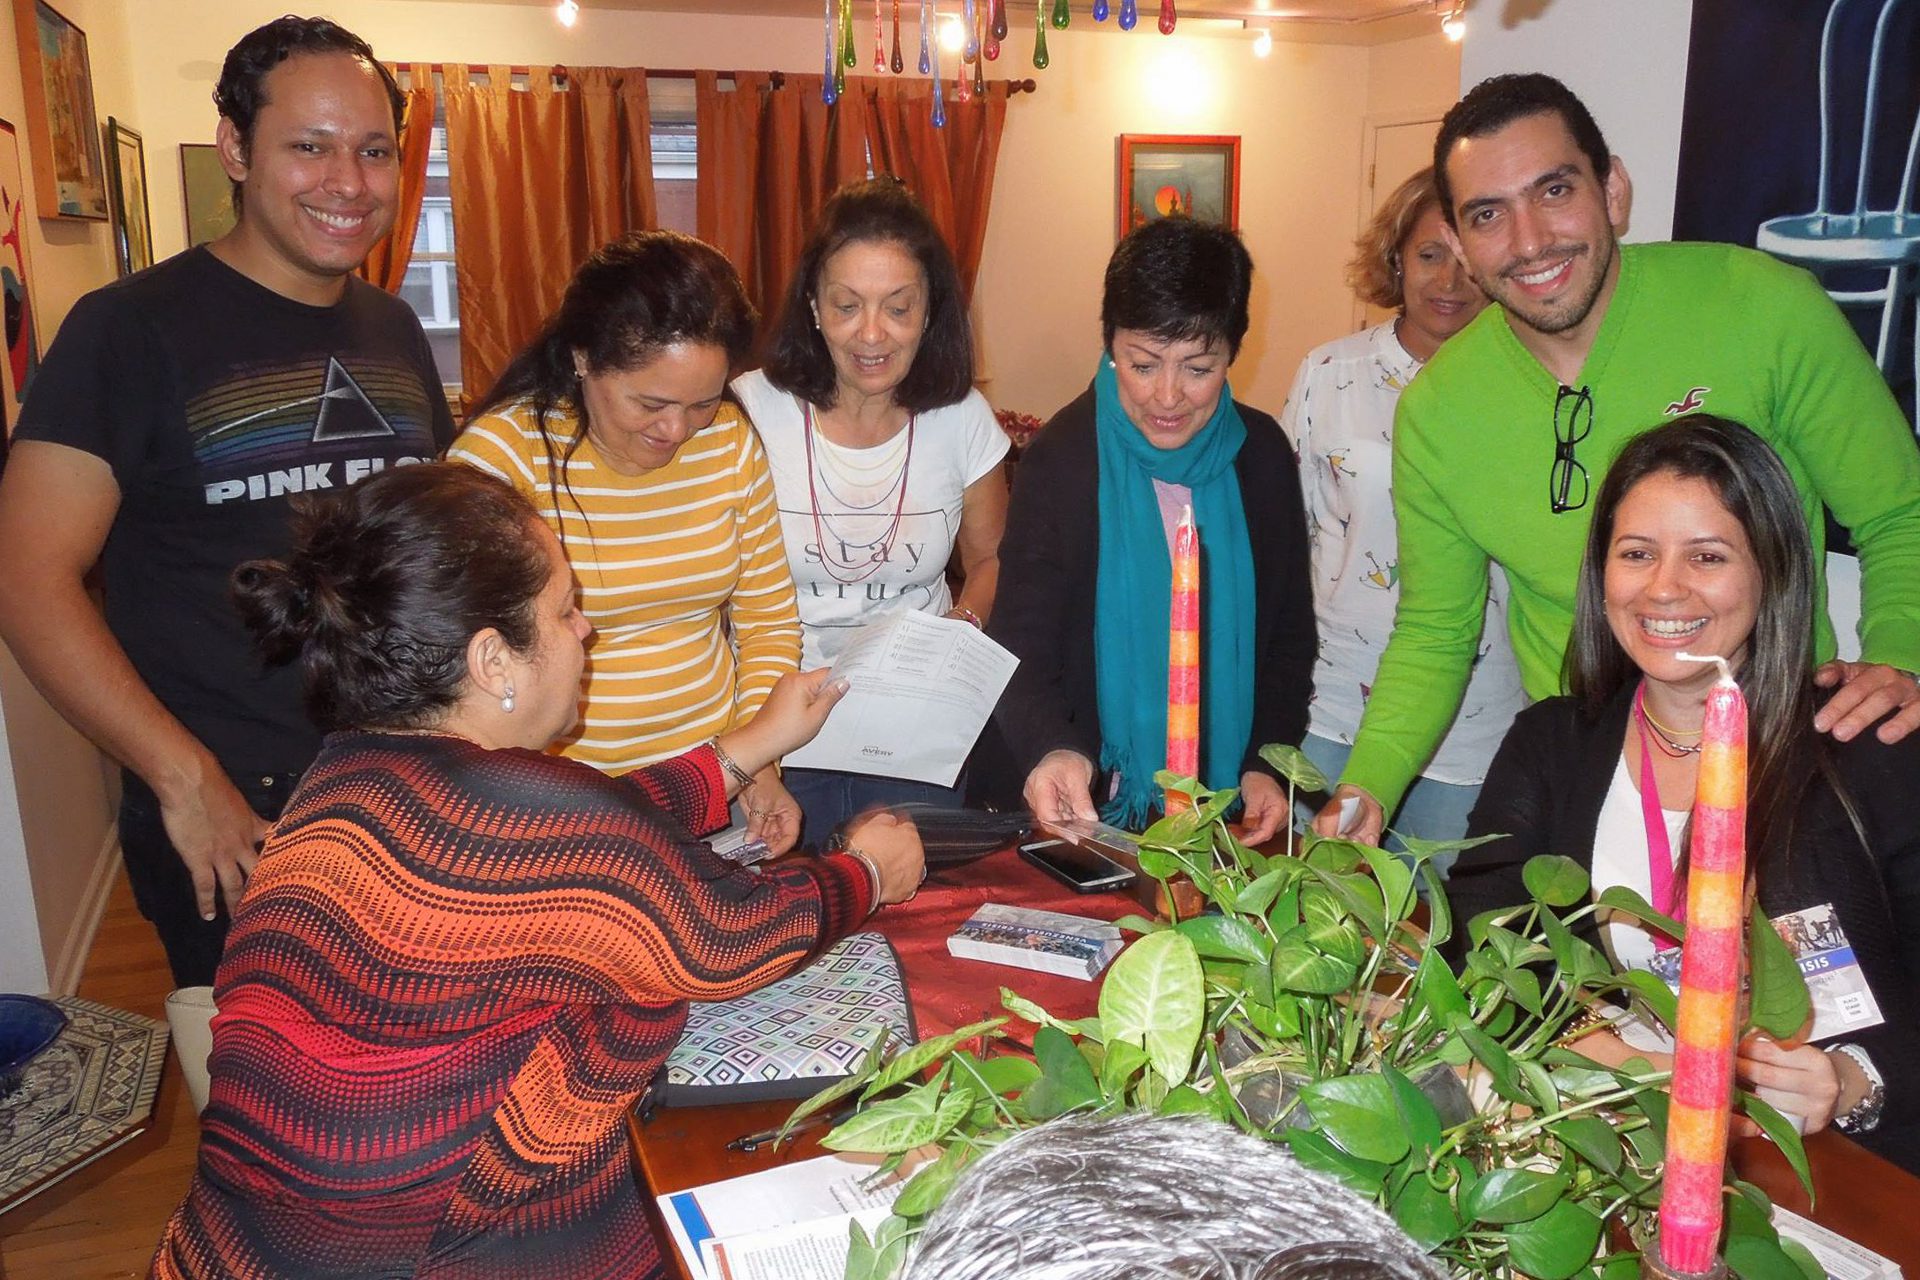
{"left": 452, "top": 233, "right": 807, "bottom": 851}
{"left": 151, "top": 464, "right": 923, "bottom": 1279}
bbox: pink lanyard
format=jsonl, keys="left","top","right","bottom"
{"left": 1633, "top": 683, "right": 1684, "bottom": 948}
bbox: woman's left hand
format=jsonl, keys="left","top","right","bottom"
{"left": 1735, "top": 1034, "right": 1843, "bottom": 1135}
{"left": 741, "top": 768, "right": 802, "bottom": 856}
{"left": 1238, "top": 771, "right": 1289, "bottom": 847}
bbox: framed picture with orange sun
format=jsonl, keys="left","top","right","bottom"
{"left": 1117, "top": 134, "right": 1240, "bottom": 238}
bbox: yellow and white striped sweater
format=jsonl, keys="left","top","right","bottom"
{"left": 451, "top": 399, "right": 801, "bottom": 772}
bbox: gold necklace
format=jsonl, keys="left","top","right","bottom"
{"left": 1639, "top": 701, "right": 1703, "bottom": 741}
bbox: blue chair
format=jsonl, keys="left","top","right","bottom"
{"left": 1754, "top": 0, "right": 1920, "bottom": 397}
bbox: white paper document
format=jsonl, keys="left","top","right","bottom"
{"left": 783, "top": 611, "right": 1018, "bottom": 786}
{"left": 658, "top": 1151, "right": 908, "bottom": 1280}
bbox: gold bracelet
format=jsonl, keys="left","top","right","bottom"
{"left": 711, "top": 740, "right": 756, "bottom": 789}
{"left": 947, "top": 605, "right": 982, "bottom": 629}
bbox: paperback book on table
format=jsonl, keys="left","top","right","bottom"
{"left": 946, "top": 903, "right": 1124, "bottom": 980}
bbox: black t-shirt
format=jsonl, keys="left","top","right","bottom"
{"left": 14, "top": 247, "right": 456, "bottom": 774}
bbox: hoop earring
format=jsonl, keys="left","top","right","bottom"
{"left": 501, "top": 685, "right": 516, "bottom": 714}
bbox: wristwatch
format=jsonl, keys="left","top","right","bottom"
{"left": 1831, "top": 1043, "right": 1886, "bottom": 1134}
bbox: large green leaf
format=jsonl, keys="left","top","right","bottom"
{"left": 1737, "top": 1090, "right": 1814, "bottom": 1200}
{"left": 1422, "top": 863, "right": 1453, "bottom": 946}
{"left": 1233, "top": 865, "right": 1298, "bottom": 916}
{"left": 1503, "top": 964, "right": 1547, "bottom": 1018}
{"left": 1391, "top": 1172, "right": 1462, "bottom": 1250}
{"left": 1415, "top": 947, "right": 1470, "bottom": 1025}
{"left": 1621, "top": 969, "right": 1680, "bottom": 1030}
{"left": 1158, "top": 1082, "right": 1228, "bottom": 1119}
{"left": 1099, "top": 1036, "right": 1150, "bottom": 1095}
{"left": 1382, "top": 1065, "right": 1444, "bottom": 1157}
{"left": 1259, "top": 742, "right": 1329, "bottom": 792}
{"left": 1463, "top": 1166, "right": 1572, "bottom": 1224}
{"left": 999, "top": 989, "right": 1105, "bottom": 1043}
{"left": 1775, "top": 1238, "right": 1827, "bottom": 1280}
{"left": 1450, "top": 1013, "right": 1529, "bottom": 1104}
{"left": 1747, "top": 900, "right": 1812, "bottom": 1040}
{"left": 1523, "top": 854, "right": 1592, "bottom": 907}
{"left": 1099, "top": 929, "right": 1205, "bottom": 1084}
{"left": 1020, "top": 1026, "right": 1103, "bottom": 1119}
{"left": 1281, "top": 1126, "right": 1390, "bottom": 1197}
{"left": 1504, "top": 1198, "right": 1604, "bottom": 1278}
{"left": 865, "top": 1018, "right": 1008, "bottom": 1096}
{"left": 1595, "top": 885, "right": 1686, "bottom": 942}
{"left": 1726, "top": 1233, "right": 1818, "bottom": 1280}
{"left": 891, "top": 1140, "right": 975, "bottom": 1217}
{"left": 1270, "top": 928, "right": 1361, "bottom": 995}
{"left": 1175, "top": 914, "right": 1272, "bottom": 964}
{"left": 1551, "top": 1115, "right": 1624, "bottom": 1174}
{"left": 1359, "top": 844, "right": 1418, "bottom": 923}
{"left": 952, "top": 1050, "right": 1040, "bottom": 1097}
{"left": 824, "top": 1067, "right": 974, "bottom": 1153}
{"left": 1300, "top": 1074, "right": 1411, "bottom": 1163}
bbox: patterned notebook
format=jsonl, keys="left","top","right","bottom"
{"left": 660, "top": 931, "right": 916, "bottom": 1105}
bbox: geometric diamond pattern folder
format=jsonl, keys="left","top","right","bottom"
{"left": 660, "top": 931, "right": 916, "bottom": 1106}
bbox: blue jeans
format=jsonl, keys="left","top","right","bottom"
{"left": 783, "top": 767, "right": 965, "bottom": 850}
{"left": 1293, "top": 733, "right": 1480, "bottom": 880}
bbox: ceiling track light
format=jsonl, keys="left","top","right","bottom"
{"left": 1440, "top": 2, "right": 1465, "bottom": 41}
{"left": 557, "top": 0, "right": 580, "bottom": 27}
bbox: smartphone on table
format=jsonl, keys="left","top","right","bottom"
{"left": 1018, "top": 837, "right": 1136, "bottom": 894}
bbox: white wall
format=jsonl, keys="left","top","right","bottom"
{"left": 0, "top": 0, "right": 138, "bottom": 992}
{"left": 1458, "top": 0, "right": 1695, "bottom": 242}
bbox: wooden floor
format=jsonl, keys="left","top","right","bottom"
{"left": 0, "top": 871, "right": 199, "bottom": 1279}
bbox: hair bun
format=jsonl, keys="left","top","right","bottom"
{"left": 230, "top": 557, "right": 321, "bottom": 666}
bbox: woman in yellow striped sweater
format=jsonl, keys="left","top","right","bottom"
{"left": 451, "top": 232, "right": 806, "bottom": 850}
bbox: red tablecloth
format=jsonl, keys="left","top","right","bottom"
{"left": 865, "top": 846, "right": 1140, "bottom": 1044}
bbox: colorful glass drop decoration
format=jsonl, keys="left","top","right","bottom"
{"left": 972, "top": 4, "right": 987, "bottom": 91}
{"left": 955, "top": 9, "right": 974, "bottom": 101}
{"left": 1093, "top": 0, "right": 1109, "bottom": 19}
{"left": 843, "top": 0, "right": 859, "bottom": 67}
{"left": 1050, "top": 0, "right": 1070, "bottom": 29}
{"left": 990, "top": 0, "right": 1008, "bottom": 40}
{"left": 984, "top": 30, "right": 1000, "bottom": 60}
{"left": 931, "top": 20, "right": 947, "bottom": 127}
{"left": 873, "top": 0, "right": 886, "bottom": 71}
{"left": 1033, "top": 0, "right": 1050, "bottom": 67}
{"left": 823, "top": 0, "right": 840, "bottom": 103}
{"left": 1118, "top": 0, "right": 1137, "bottom": 30}
{"left": 963, "top": 0, "right": 979, "bottom": 60}
{"left": 918, "top": 0, "right": 932, "bottom": 74}
{"left": 891, "top": 0, "right": 905, "bottom": 71}
{"left": 1158, "top": 0, "right": 1176, "bottom": 34}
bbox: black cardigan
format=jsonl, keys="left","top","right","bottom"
{"left": 985, "top": 384, "right": 1316, "bottom": 791}
{"left": 1453, "top": 686, "right": 1920, "bottom": 1172}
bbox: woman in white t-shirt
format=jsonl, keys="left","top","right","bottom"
{"left": 736, "top": 178, "right": 1009, "bottom": 843}
{"left": 1279, "top": 168, "right": 1525, "bottom": 873}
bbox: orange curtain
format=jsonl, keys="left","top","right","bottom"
{"left": 444, "top": 64, "right": 657, "bottom": 403}
{"left": 357, "top": 62, "right": 436, "bottom": 292}
{"left": 860, "top": 79, "right": 1009, "bottom": 304}
{"left": 696, "top": 73, "right": 870, "bottom": 347}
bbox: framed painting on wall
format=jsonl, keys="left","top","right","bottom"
{"left": 1116, "top": 134, "right": 1241, "bottom": 237}
{"left": 12, "top": 0, "right": 107, "bottom": 220}
{"left": 179, "top": 143, "right": 235, "bottom": 247}
{"left": 105, "top": 118, "right": 152, "bottom": 276}
{"left": 0, "top": 119, "right": 42, "bottom": 454}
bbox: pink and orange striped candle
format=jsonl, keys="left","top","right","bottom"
{"left": 1656, "top": 658, "right": 1748, "bottom": 1276}
{"left": 1164, "top": 504, "right": 1200, "bottom": 813}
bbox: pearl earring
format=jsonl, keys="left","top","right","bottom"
{"left": 501, "top": 685, "right": 516, "bottom": 714}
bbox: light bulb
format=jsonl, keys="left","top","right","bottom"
{"left": 556, "top": 0, "right": 580, "bottom": 27}
{"left": 1441, "top": 6, "right": 1464, "bottom": 40}
{"left": 939, "top": 12, "right": 966, "bottom": 54}
{"left": 1251, "top": 28, "right": 1272, "bottom": 57}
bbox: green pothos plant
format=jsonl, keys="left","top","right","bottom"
{"left": 786, "top": 747, "right": 1823, "bottom": 1280}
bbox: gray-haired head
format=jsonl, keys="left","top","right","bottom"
{"left": 903, "top": 1114, "right": 1445, "bottom": 1280}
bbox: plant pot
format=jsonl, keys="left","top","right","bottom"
{"left": 1218, "top": 1027, "right": 1476, "bottom": 1131}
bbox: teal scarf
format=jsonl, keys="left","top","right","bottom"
{"left": 1091, "top": 356, "right": 1256, "bottom": 828}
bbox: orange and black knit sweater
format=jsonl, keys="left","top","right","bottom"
{"left": 151, "top": 731, "right": 872, "bottom": 1279}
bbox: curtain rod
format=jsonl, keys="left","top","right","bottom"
{"left": 418, "top": 63, "right": 1037, "bottom": 94}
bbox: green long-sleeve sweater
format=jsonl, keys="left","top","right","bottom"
{"left": 1344, "top": 241, "right": 1920, "bottom": 813}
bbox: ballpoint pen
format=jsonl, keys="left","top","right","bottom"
{"left": 725, "top": 1100, "right": 859, "bottom": 1153}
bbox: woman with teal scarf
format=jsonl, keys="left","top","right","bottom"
{"left": 986, "top": 219, "right": 1315, "bottom": 843}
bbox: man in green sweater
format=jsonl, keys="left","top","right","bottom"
{"left": 1316, "top": 73, "right": 1920, "bottom": 846}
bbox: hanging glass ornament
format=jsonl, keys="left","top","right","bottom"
{"left": 891, "top": 0, "right": 905, "bottom": 71}
{"left": 841, "top": 0, "right": 858, "bottom": 68}
{"left": 1118, "top": 0, "right": 1137, "bottom": 31}
{"left": 1093, "top": 0, "right": 1109, "bottom": 19}
{"left": 972, "top": 23, "right": 986, "bottom": 93}
{"left": 955, "top": 7, "right": 974, "bottom": 102}
{"left": 931, "top": 27, "right": 947, "bottom": 127}
{"left": 1032, "top": 0, "right": 1050, "bottom": 67}
{"left": 918, "top": 0, "right": 932, "bottom": 74}
{"left": 873, "top": 0, "right": 886, "bottom": 71}
{"left": 963, "top": 0, "right": 979, "bottom": 60}
{"left": 823, "top": 0, "right": 840, "bottom": 103}
{"left": 1050, "top": 0, "right": 1069, "bottom": 29}
{"left": 984, "top": 30, "right": 1000, "bottom": 60}
{"left": 1158, "top": 0, "right": 1176, "bottom": 34}
{"left": 990, "top": 0, "right": 1008, "bottom": 41}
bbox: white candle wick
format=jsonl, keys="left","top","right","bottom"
{"left": 1675, "top": 651, "right": 1734, "bottom": 684}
